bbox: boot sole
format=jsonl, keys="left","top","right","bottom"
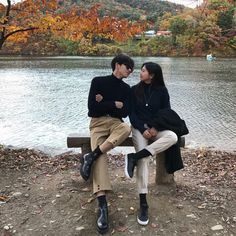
{"left": 137, "top": 216, "right": 149, "bottom": 226}
{"left": 124, "top": 155, "right": 131, "bottom": 178}
{"left": 79, "top": 155, "right": 89, "bottom": 181}
{"left": 97, "top": 225, "right": 109, "bottom": 234}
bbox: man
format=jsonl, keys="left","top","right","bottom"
{"left": 80, "top": 54, "right": 134, "bottom": 234}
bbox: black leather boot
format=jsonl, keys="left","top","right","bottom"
{"left": 80, "top": 147, "right": 102, "bottom": 181}
{"left": 125, "top": 153, "right": 138, "bottom": 178}
{"left": 97, "top": 205, "right": 109, "bottom": 234}
{"left": 80, "top": 152, "right": 95, "bottom": 181}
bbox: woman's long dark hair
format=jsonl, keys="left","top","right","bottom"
{"left": 135, "top": 62, "right": 166, "bottom": 101}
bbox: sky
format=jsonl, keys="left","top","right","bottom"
{"left": 0, "top": 0, "right": 203, "bottom": 8}
{"left": 167, "top": 0, "right": 203, "bottom": 8}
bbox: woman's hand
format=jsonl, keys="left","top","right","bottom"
{"left": 143, "top": 129, "right": 152, "bottom": 139}
{"left": 96, "top": 94, "right": 103, "bottom": 102}
{"left": 149, "top": 127, "right": 158, "bottom": 137}
{"left": 115, "top": 101, "right": 123, "bottom": 109}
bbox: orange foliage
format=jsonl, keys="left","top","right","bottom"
{"left": 0, "top": 0, "right": 63, "bottom": 48}
{"left": 0, "top": 1, "right": 146, "bottom": 50}
{"left": 58, "top": 4, "right": 146, "bottom": 42}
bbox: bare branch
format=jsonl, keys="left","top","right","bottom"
{"left": 4, "top": 27, "right": 37, "bottom": 40}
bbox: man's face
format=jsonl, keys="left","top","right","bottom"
{"left": 116, "top": 63, "right": 133, "bottom": 78}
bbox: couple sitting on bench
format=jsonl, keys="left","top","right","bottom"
{"left": 79, "top": 54, "right": 188, "bottom": 234}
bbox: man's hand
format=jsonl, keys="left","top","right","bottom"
{"left": 143, "top": 129, "right": 152, "bottom": 139}
{"left": 115, "top": 101, "right": 123, "bottom": 109}
{"left": 96, "top": 94, "right": 103, "bottom": 102}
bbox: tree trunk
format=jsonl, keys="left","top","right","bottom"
{"left": 0, "top": 35, "right": 5, "bottom": 50}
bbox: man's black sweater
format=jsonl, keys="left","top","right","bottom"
{"left": 88, "top": 74, "right": 131, "bottom": 120}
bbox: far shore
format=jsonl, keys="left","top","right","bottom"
{"left": 1, "top": 54, "right": 236, "bottom": 58}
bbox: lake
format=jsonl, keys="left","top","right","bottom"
{"left": 0, "top": 56, "right": 235, "bottom": 155}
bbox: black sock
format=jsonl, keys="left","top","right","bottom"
{"left": 92, "top": 146, "right": 103, "bottom": 159}
{"left": 139, "top": 193, "right": 148, "bottom": 206}
{"left": 131, "top": 149, "right": 151, "bottom": 160}
{"left": 97, "top": 195, "right": 107, "bottom": 207}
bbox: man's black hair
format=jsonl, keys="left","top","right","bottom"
{"left": 111, "top": 53, "right": 134, "bottom": 72}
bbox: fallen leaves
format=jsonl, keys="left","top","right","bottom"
{"left": 0, "top": 195, "right": 9, "bottom": 202}
{"left": 0, "top": 146, "right": 81, "bottom": 173}
{"left": 181, "top": 149, "right": 236, "bottom": 188}
{"left": 0, "top": 146, "right": 235, "bottom": 236}
{"left": 115, "top": 226, "right": 128, "bottom": 232}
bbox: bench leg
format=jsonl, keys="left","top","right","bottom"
{"left": 81, "top": 143, "right": 92, "bottom": 156}
{"left": 155, "top": 152, "right": 175, "bottom": 186}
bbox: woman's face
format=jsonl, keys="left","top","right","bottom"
{"left": 140, "top": 65, "right": 152, "bottom": 84}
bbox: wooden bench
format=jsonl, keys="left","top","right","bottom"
{"left": 67, "top": 134, "right": 185, "bottom": 186}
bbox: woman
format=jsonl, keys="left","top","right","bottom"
{"left": 126, "top": 62, "right": 178, "bottom": 226}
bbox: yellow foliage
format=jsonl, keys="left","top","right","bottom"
{"left": 8, "top": 31, "right": 29, "bottom": 43}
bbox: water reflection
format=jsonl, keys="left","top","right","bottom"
{"left": 0, "top": 56, "right": 235, "bottom": 154}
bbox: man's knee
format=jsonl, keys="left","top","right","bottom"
{"left": 119, "top": 123, "right": 131, "bottom": 137}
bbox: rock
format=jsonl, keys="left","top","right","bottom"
{"left": 176, "top": 204, "right": 184, "bottom": 209}
{"left": 211, "top": 225, "right": 223, "bottom": 230}
{"left": 4, "top": 225, "right": 10, "bottom": 230}
{"left": 75, "top": 226, "right": 85, "bottom": 231}
{"left": 186, "top": 214, "right": 197, "bottom": 219}
{"left": 12, "top": 192, "right": 22, "bottom": 197}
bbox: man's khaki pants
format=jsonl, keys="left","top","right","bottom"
{"left": 90, "top": 116, "right": 131, "bottom": 194}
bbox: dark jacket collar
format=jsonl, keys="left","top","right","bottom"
{"left": 111, "top": 73, "right": 123, "bottom": 82}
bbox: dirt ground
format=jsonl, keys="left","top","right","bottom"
{"left": 0, "top": 146, "right": 235, "bottom": 236}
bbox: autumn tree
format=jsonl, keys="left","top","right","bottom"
{"left": 0, "top": 1, "right": 146, "bottom": 54}
{"left": 156, "top": 0, "right": 235, "bottom": 56}
{"left": 57, "top": 4, "right": 146, "bottom": 44}
{"left": 0, "top": 0, "right": 65, "bottom": 50}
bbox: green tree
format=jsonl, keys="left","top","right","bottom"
{"left": 217, "top": 7, "right": 235, "bottom": 31}
{"left": 169, "top": 17, "right": 187, "bottom": 44}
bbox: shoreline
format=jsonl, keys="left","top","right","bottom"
{"left": 1, "top": 54, "right": 236, "bottom": 59}
{"left": 1, "top": 143, "right": 236, "bottom": 159}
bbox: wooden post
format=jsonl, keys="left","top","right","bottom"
{"left": 81, "top": 143, "right": 91, "bottom": 156}
{"left": 155, "top": 152, "right": 175, "bottom": 185}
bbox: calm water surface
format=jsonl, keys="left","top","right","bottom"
{"left": 0, "top": 56, "right": 235, "bottom": 155}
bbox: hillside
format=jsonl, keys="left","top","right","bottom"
{"left": 60, "top": 0, "right": 185, "bottom": 22}
{"left": 1, "top": 0, "right": 234, "bottom": 57}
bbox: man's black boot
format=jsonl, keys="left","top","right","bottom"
{"left": 97, "top": 204, "right": 109, "bottom": 234}
{"left": 80, "top": 146, "right": 102, "bottom": 181}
